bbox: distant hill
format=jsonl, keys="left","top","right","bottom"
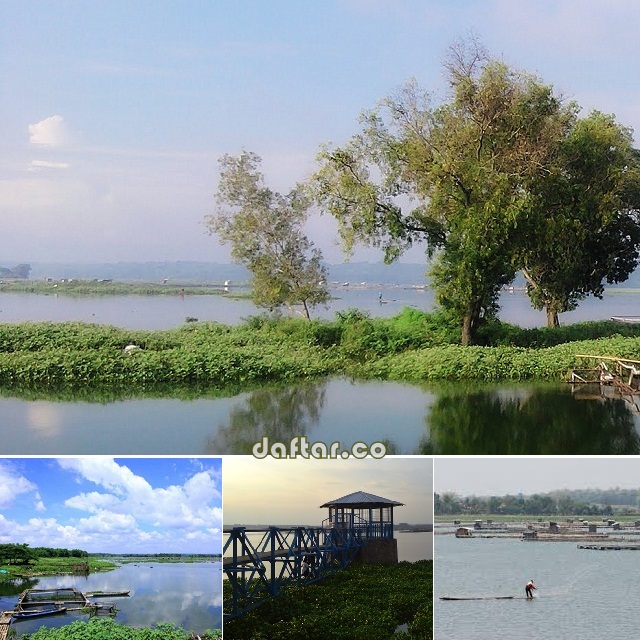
{"left": 25, "top": 261, "right": 430, "bottom": 286}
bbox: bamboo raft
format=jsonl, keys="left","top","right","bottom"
{"left": 0, "top": 612, "right": 12, "bottom": 640}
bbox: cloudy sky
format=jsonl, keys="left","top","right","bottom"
{"left": 0, "top": 457, "right": 222, "bottom": 554}
{"left": 224, "top": 456, "right": 433, "bottom": 526}
{"left": 435, "top": 457, "right": 640, "bottom": 496}
{"left": 2, "top": 1, "right": 640, "bottom": 264}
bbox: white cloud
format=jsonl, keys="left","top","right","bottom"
{"left": 64, "top": 490, "right": 119, "bottom": 513}
{"left": 58, "top": 458, "right": 223, "bottom": 535}
{"left": 0, "top": 463, "right": 38, "bottom": 508}
{"left": 29, "top": 160, "right": 69, "bottom": 170}
{"left": 77, "top": 511, "right": 137, "bottom": 534}
{"left": 28, "top": 115, "right": 68, "bottom": 146}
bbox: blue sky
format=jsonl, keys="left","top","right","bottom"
{"left": 2, "top": 1, "right": 640, "bottom": 264}
{"left": 0, "top": 457, "right": 222, "bottom": 554}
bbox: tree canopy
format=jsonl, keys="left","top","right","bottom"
{"left": 311, "top": 39, "right": 640, "bottom": 342}
{"left": 206, "top": 152, "right": 329, "bottom": 320}
{"left": 520, "top": 111, "right": 640, "bottom": 326}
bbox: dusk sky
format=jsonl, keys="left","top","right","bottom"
{"left": 224, "top": 456, "right": 433, "bottom": 526}
{"left": 0, "top": 457, "right": 222, "bottom": 554}
{"left": 3, "top": 1, "right": 640, "bottom": 264}
{"left": 435, "top": 457, "right": 640, "bottom": 496}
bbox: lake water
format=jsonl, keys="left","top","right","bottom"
{"left": 233, "top": 530, "right": 432, "bottom": 564}
{"left": 434, "top": 532, "right": 640, "bottom": 639}
{"left": 0, "top": 285, "right": 637, "bottom": 329}
{"left": 0, "top": 562, "right": 222, "bottom": 637}
{"left": 1, "top": 379, "right": 639, "bottom": 455}
{"left": 396, "top": 531, "right": 433, "bottom": 561}
{"left": 1, "top": 287, "right": 640, "bottom": 455}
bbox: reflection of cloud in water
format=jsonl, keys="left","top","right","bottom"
{"left": 26, "top": 403, "right": 62, "bottom": 437}
{"left": 30, "top": 564, "right": 222, "bottom": 631}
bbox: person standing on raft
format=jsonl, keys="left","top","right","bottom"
{"left": 525, "top": 579, "right": 537, "bottom": 599}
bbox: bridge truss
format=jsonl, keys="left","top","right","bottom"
{"left": 223, "top": 525, "right": 365, "bottom": 619}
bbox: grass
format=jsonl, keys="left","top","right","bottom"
{"left": 19, "top": 619, "right": 221, "bottom": 640}
{"left": 0, "top": 557, "right": 117, "bottom": 578}
{"left": 1, "top": 311, "right": 640, "bottom": 392}
{"left": 0, "top": 279, "right": 234, "bottom": 297}
{"left": 223, "top": 560, "right": 432, "bottom": 640}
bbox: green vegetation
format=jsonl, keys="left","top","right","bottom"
{"left": 0, "top": 556, "right": 116, "bottom": 578}
{"left": 20, "top": 619, "right": 221, "bottom": 640}
{"left": 206, "top": 151, "right": 329, "bottom": 319}
{"left": 311, "top": 38, "right": 640, "bottom": 343}
{"left": 94, "top": 554, "right": 221, "bottom": 564}
{"left": 435, "top": 487, "right": 640, "bottom": 517}
{"left": 0, "top": 545, "right": 116, "bottom": 578}
{"left": 2, "top": 312, "right": 640, "bottom": 392}
{"left": 0, "top": 280, "right": 232, "bottom": 297}
{"left": 224, "top": 560, "right": 432, "bottom": 640}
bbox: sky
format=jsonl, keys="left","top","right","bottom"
{"left": 224, "top": 456, "right": 433, "bottom": 526}
{"left": 435, "top": 457, "right": 640, "bottom": 496}
{"left": 0, "top": 457, "right": 223, "bottom": 554}
{"left": 3, "top": 1, "right": 640, "bottom": 264}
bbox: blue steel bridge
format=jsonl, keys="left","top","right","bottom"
{"left": 223, "top": 491, "right": 404, "bottom": 620}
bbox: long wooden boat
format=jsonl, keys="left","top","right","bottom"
{"left": 440, "top": 595, "right": 515, "bottom": 600}
{"left": 85, "top": 591, "right": 130, "bottom": 598}
{"left": 12, "top": 607, "right": 67, "bottom": 620}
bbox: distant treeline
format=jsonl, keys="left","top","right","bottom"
{"left": 94, "top": 553, "right": 215, "bottom": 558}
{"left": 435, "top": 488, "right": 640, "bottom": 516}
{"left": 0, "top": 263, "right": 30, "bottom": 278}
{"left": 0, "top": 544, "right": 88, "bottom": 565}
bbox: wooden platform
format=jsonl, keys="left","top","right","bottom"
{"left": 0, "top": 611, "right": 12, "bottom": 640}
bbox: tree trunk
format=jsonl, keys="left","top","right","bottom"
{"left": 545, "top": 307, "right": 559, "bottom": 327}
{"left": 461, "top": 315, "right": 473, "bottom": 346}
{"left": 461, "top": 302, "right": 482, "bottom": 346}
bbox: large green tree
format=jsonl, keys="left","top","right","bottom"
{"left": 206, "top": 152, "right": 329, "bottom": 320}
{"left": 519, "top": 111, "right": 640, "bottom": 326}
{"left": 311, "top": 41, "right": 569, "bottom": 344}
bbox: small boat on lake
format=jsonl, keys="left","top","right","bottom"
{"left": 85, "top": 591, "right": 130, "bottom": 598}
{"left": 12, "top": 607, "right": 67, "bottom": 620}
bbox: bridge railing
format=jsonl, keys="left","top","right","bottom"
{"left": 223, "top": 525, "right": 365, "bottom": 619}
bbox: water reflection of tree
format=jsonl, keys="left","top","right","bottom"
{"left": 0, "top": 577, "right": 38, "bottom": 597}
{"left": 426, "top": 387, "right": 640, "bottom": 454}
{"left": 206, "top": 383, "right": 327, "bottom": 454}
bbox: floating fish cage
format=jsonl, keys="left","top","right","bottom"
{"left": 17, "top": 588, "right": 89, "bottom": 611}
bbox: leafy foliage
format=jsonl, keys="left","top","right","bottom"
{"left": 311, "top": 39, "right": 573, "bottom": 344}
{"left": 3, "top": 317, "right": 640, "bottom": 392}
{"left": 520, "top": 111, "right": 640, "bottom": 325}
{"left": 206, "top": 152, "right": 329, "bottom": 319}
{"left": 223, "top": 560, "right": 432, "bottom": 640}
{"left": 22, "top": 619, "right": 221, "bottom": 640}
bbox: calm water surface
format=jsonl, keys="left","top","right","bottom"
{"left": 1, "top": 289, "right": 640, "bottom": 455}
{"left": 0, "top": 286, "right": 635, "bottom": 329}
{"left": 434, "top": 533, "right": 640, "bottom": 640}
{"left": 1, "top": 380, "right": 639, "bottom": 454}
{"left": 0, "top": 562, "right": 222, "bottom": 637}
{"left": 236, "top": 530, "right": 432, "bottom": 563}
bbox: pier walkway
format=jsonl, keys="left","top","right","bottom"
{"left": 223, "top": 525, "right": 365, "bottom": 620}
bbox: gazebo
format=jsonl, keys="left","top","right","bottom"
{"left": 319, "top": 491, "right": 404, "bottom": 563}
